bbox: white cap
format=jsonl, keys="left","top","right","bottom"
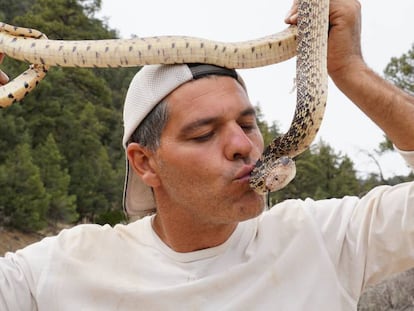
{"left": 122, "top": 64, "right": 245, "bottom": 219}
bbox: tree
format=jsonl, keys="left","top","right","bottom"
{"left": 384, "top": 43, "right": 414, "bottom": 96}
{"left": 255, "top": 104, "right": 282, "bottom": 147}
{"left": 269, "top": 141, "right": 361, "bottom": 202}
{"left": 0, "top": 0, "right": 33, "bottom": 21}
{"left": 64, "top": 102, "right": 121, "bottom": 222}
{"left": 377, "top": 43, "right": 414, "bottom": 154}
{"left": 0, "top": 141, "right": 50, "bottom": 231}
{"left": 334, "top": 156, "right": 361, "bottom": 197}
{"left": 0, "top": 0, "right": 133, "bottom": 228}
{"left": 0, "top": 110, "right": 28, "bottom": 162}
{"left": 13, "top": 0, "right": 112, "bottom": 40}
{"left": 34, "top": 134, "right": 78, "bottom": 225}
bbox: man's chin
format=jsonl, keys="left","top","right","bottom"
{"left": 237, "top": 192, "right": 266, "bottom": 220}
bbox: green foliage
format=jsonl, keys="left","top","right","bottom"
{"left": 95, "top": 209, "right": 126, "bottom": 227}
{"left": 384, "top": 43, "right": 414, "bottom": 96}
{"left": 378, "top": 135, "right": 394, "bottom": 153}
{"left": 0, "top": 0, "right": 133, "bottom": 230}
{"left": 0, "top": 110, "right": 28, "bottom": 162}
{"left": 33, "top": 134, "right": 78, "bottom": 225}
{"left": 0, "top": 0, "right": 34, "bottom": 21}
{"left": 68, "top": 109, "right": 119, "bottom": 221}
{"left": 379, "top": 43, "right": 414, "bottom": 150}
{"left": 269, "top": 141, "right": 361, "bottom": 203}
{"left": 0, "top": 141, "right": 50, "bottom": 231}
{"left": 13, "top": 0, "right": 112, "bottom": 40}
{"left": 255, "top": 105, "right": 282, "bottom": 146}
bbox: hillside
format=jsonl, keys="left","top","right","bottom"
{"left": 0, "top": 229, "right": 42, "bottom": 254}
{"left": 0, "top": 227, "right": 65, "bottom": 255}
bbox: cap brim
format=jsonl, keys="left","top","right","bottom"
{"left": 123, "top": 157, "right": 156, "bottom": 220}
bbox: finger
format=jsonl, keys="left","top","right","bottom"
{"left": 284, "top": 0, "right": 299, "bottom": 24}
{"left": 0, "top": 70, "right": 9, "bottom": 85}
{"left": 0, "top": 53, "right": 4, "bottom": 64}
{"left": 285, "top": 13, "right": 298, "bottom": 25}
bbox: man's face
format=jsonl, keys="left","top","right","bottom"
{"left": 152, "top": 75, "right": 265, "bottom": 224}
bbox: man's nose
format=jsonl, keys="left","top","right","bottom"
{"left": 224, "top": 124, "right": 255, "bottom": 161}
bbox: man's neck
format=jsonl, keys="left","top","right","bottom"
{"left": 152, "top": 212, "right": 238, "bottom": 253}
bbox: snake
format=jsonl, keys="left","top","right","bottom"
{"left": 0, "top": 0, "right": 329, "bottom": 195}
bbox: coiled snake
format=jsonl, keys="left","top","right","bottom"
{"left": 0, "top": 0, "right": 329, "bottom": 195}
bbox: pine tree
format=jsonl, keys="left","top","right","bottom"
{"left": 0, "top": 0, "right": 131, "bottom": 227}
{"left": 0, "top": 142, "right": 50, "bottom": 231}
{"left": 34, "top": 133, "right": 78, "bottom": 225}
{"left": 64, "top": 103, "right": 121, "bottom": 222}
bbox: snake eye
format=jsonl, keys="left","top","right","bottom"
{"left": 280, "top": 156, "right": 291, "bottom": 166}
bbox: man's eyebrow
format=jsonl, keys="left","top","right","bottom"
{"left": 240, "top": 107, "right": 257, "bottom": 118}
{"left": 180, "top": 107, "right": 257, "bottom": 135}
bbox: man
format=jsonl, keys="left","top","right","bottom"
{"left": 1, "top": 0, "right": 414, "bottom": 310}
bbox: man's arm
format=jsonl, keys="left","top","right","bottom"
{"left": 286, "top": 0, "right": 414, "bottom": 151}
{"left": 0, "top": 254, "right": 35, "bottom": 310}
{"left": 334, "top": 64, "right": 414, "bottom": 151}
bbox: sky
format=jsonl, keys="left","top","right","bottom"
{"left": 98, "top": 0, "right": 414, "bottom": 178}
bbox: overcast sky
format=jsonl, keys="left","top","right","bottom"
{"left": 98, "top": 0, "right": 414, "bottom": 178}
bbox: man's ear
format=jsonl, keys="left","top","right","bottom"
{"left": 127, "top": 143, "right": 161, "bottom": 187}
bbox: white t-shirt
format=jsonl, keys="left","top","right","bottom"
{"left": 1, "top": 150, "right": 414, "bottom": 311}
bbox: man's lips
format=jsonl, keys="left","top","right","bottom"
{"left": 234, "top": 165, "right": 255, "bottom": 182}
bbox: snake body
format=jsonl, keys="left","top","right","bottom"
{"left": 0, "top": 0, "right": 329, "bottom": 194}
{"left": 0, "top": 23, "right": 297, "bottom": 107}
{"left": 250, "top": 0, "right": 329, "bottom": 193}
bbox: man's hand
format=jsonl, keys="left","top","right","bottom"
{"left": 0, "top": 53, "right": 9, "bottom": 85}
{"left": 285, "top": 0, "right": 364, "bottom": 80}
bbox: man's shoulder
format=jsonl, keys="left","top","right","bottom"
{"left": 259, "top": 195, "right": 356, "bottom": 227}
{"left": 54, "top": 217, "right": 150, "bottom": 248}
{"left": 258, "top": 198, "right": 311, "bottom": 230}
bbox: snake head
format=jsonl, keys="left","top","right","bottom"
{"left": 250, "top": 156, "right": 296, "bottom": 194}
{"left": 264, "top": 156, "right": 296, "bottom": 192}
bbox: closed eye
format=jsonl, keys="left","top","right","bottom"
{"left": 238, "top": 109, "right": 258, "bottom": 134}
{"left": 241, "top": 124, "right": 255, "bottom": 131}
{"left": 192, "top": 131, "right": 214, "bottom": 142}
{"left": 239, "top": 121, "right": 257, "bottom": 133}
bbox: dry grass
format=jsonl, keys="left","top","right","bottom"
{"left": 0, "top": 229, "right": 44, "bottom": 255}
{"left": 0, "top": 225, "right": 70, "bottom": 255}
